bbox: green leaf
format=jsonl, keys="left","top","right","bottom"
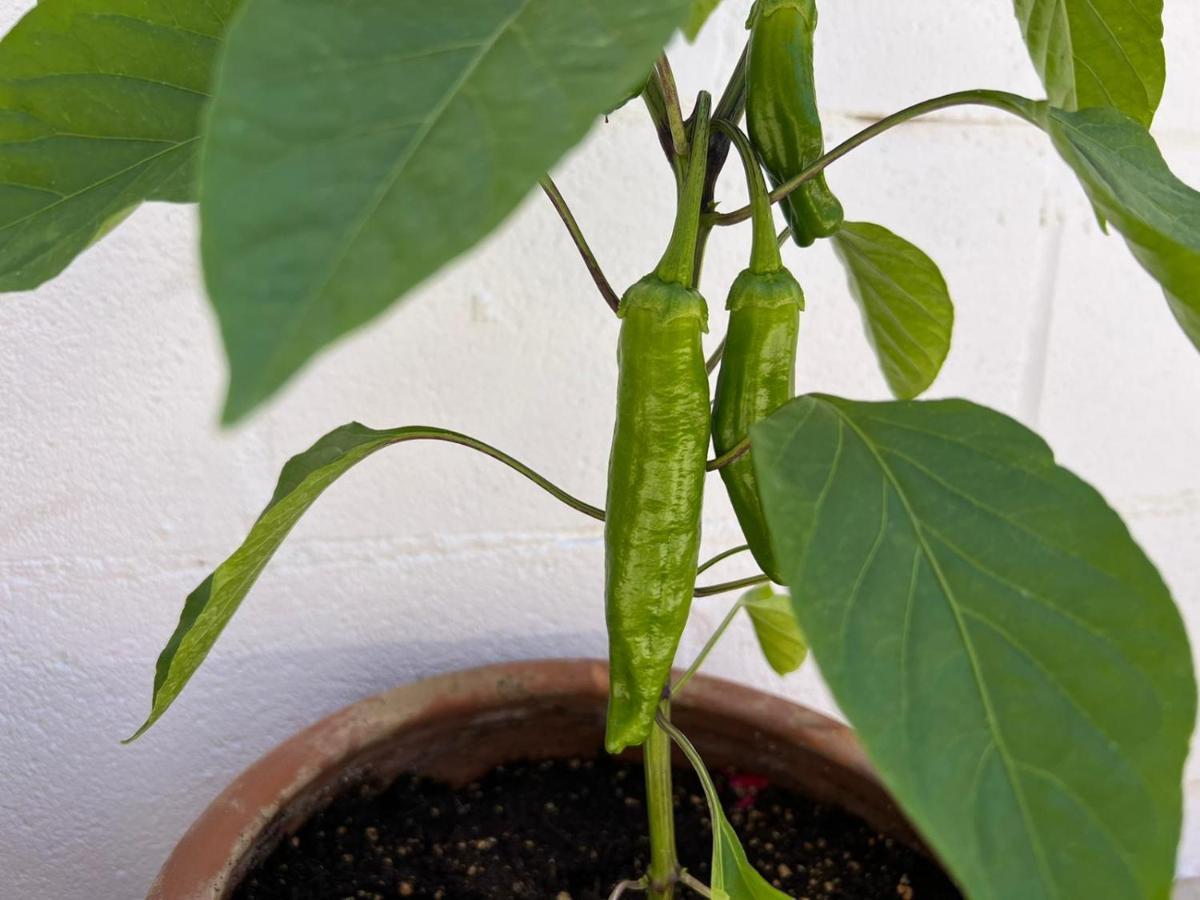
{"left": 665, "top": 715, "right": 792, "bottom": 900}
{"left": 127, "top": 423, "right": 601, "bottom": 741}
{"left": 753, "top": 395, "right": 1194, "bottom": 900}
{"left": 201, "top": 0, "right": 689, "bottom": 423}
{"left": 685, "top": 0, "right": 723, "bottom": 39}
{"left": 710, "top": 806, "right": 794, "bottom": 900}
{"left": 1012, "top": 0, "right": 1164, "bottom": 127}
{"left": 831, "top": 221, "right": 954, "bottom": 400}
{"left": 1035, "top": 104, "right": 1200, "bottom": 352}
{"left": 0, "top": 0, "right": 235, "bottom": 291}
{"left": 742, "top": 585, "right": 807, "bottom": 676}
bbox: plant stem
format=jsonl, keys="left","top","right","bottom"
{"left": 697, "top": 544, "right": 750, "bottom": 576}
{"left": 695, "top": 573, "right": 770, "bottom": 597}
{"left": 540, "top": 177, "right": 620, "bottom": 314}
{"left": 671, "top": 597, "right": 746, "bottom": 698}
{"left": 708, "top": 88, "right": 1037, "bottom": 226}
{"left": 644, "top": 700, "right": 679, "bottom": 900}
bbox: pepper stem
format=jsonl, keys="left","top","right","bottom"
{"left": 654, "top": 92, "right": 713, "bottom": 287}
{"left": 714, "top": 120, "right": 781, "bottom": 274}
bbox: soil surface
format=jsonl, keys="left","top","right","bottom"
{"left": 235, "top": 754, "right": 961, "bottom": 900}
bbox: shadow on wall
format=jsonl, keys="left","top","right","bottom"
{"left": 9, "top": 630, "right": 603, "bottom": 899}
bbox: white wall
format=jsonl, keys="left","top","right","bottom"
{"left": 2, "top": 2, "right": 1199, "bottom": 897}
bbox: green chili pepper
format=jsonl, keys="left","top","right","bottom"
{"left": 746, "top": 0, "right": 843, "bottom": 247}
{"left": 605, "top": 94, "right": 713, "bottom": 754}
{"left": 712, "top": 123, "right": 804, "bottom": 585}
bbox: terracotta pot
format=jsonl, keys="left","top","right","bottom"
{"left": 149, "top": 658, "right": 924, "bottom": 900}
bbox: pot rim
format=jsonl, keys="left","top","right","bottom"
{"left": 148, "top": 657, "right": 891, "bottom": 899}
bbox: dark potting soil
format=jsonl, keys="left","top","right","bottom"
{"left": 234, "top": 754, "right": 962, "bottom": 900}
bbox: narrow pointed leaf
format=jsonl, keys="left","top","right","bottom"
{"left": 1013, "top": 0, "right": 1164, "bottom": 127}
{"left": 670, "top": 716, "right": 793, "bottom": 900}
{"left": 1035, "top": 104, "right": 1200, "bottom": 352}
{"left": 0, "top": 0, "right": 235, "bottom": 291}
{"left": 201, "top": 0, "right": 689, "bottom": 423}
{"left": 128, "top": 423, "right": 599, "bottom": 740}
{"left": 742, "top": 585, "right": 807, "bottom": 676}
{"left": 710, "top": 806, "right": 794, "bottom": 900}
{"left": 753, "top": 394, "right": 1194, "bottom": 900}
{"left": 832, "top": 222, "right": 954, "bottom": 399}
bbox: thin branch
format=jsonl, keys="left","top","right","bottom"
{"left": 694, "top": 573, "right": 770, "bottom": 598}
{"left": 697, "top": 544, "right": 750, "bottom": 576}
{"left": 707, "top": 435, "right": 750, "bottom": 471}
{"left": 705, "top": 334, "right": 726, "bottom": 375}
{"left": 708, "top": 88, "right": 1037, "bottom": 226}
{"left": 672, "top": 596, "right": 747, "bottom": 697}
{"left": 701, "top": 41, "right": 749, "bottom": 214}
{"left": 679, "top": 871, "right": 714, "bottom": 898}
{"left": 653, "top": 54, "right": 689, "bottom": 161}
{"left": 643, "top": 77, "right": 686, "bottom": 184}
{"left": 540, "top": 176, "right": 620, "bottom": 314}
{"left": 387, "top": 428, "right": 606, "bottom": 522}
{"left": 608, "top": 878, "right": 648, "bottom": 900}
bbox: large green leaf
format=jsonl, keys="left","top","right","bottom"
{"left": 128, "top": 423, "right": 601, "bottom": 740}
{"left": 1012, "top": 0, "right": 1164, "bottom": 127}
{"left": 1033, "top": 104, "right": 1200, "bottom": 352}
{"left": 831, "top": 221, "right": 953, "bottom": 400}
{"left": 0, "top": 0, "right": 235, "bottom": 290}
{"left": 752, "top": 395, "right": 1194, "bottom": 900}
{"left": 201, "top": 0, "right": 689, "bottom": 423}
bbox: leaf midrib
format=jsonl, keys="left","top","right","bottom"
{"left": 823, "top": 398, "right": 1061, "bottom": 899}
{"left": 249, "top": 0, "right": 536, "bottom": 397}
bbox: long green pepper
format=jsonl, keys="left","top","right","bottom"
{"left": 605, "top": 94, "right": 713, "bottom": 754}
{"left": 712, "top": 123, "right": 804, "bottom": 585}
{"left": 746, "top": 0, "right": 843, "bottom": 247}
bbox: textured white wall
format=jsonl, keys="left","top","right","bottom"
{"left": 2, "top": 2, "right": 1199, "bottom": 897}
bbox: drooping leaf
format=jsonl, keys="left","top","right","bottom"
{"left": 1012, "top": 0, "right": 1164, "bottom": 127}
{"left": 831, "top": 222, "right": 954, "bottom": 400}
{"left": 710, "top": 806, "right": 794, "bottom": 900}
{"left": 667, "top": 715, "right": 793, "bottom": 900}
{"left": 0, "top": 0, "right": 236, "bottom": 291}
{"left": 742, "top": 585, "right": 807, "bottom": 676}
{"left": 1034, "top": 104, "right": 1200, "bottom": 352}
{"left": 753, "top": 394, "right": 1194, "bottom": 900}
{"left": 685, "top": 0, "right": 724, "bottom": 40}
{"left": 201, "top": 0, "right": 690, "bottom": 423}
{"left": 127, "top": 423, "right": 600, "bottom": 740}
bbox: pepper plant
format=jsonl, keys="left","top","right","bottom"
{"left": 3, "top": 0, "right": 1198, "bottom": 897}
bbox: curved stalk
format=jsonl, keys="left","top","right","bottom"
{"left": 540, "top": 176, "right": 620, "bottom": 314}
{"left": 694, "top": 573, "right": 770, "bottom": 597}
{"left": 705, "top": 335, "right": 726, "bottom": 374}
{"left": 708, "top": 89, "right": 1037, "bottom": 226}
{"left": 654, "top": 54, "right": 689, "bottom": 161}
{"left": 697, "top": 544, "right": 751, "bottom": 576}
{"left": 390, "top": 428, "right": 605, "bottom": 521}
{"left": 671, "top": 596, "right": 747, "bottom": 697}
{"left": 707, "top": 435, "right": 750, "bottom": 471}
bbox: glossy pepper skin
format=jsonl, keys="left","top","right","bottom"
{"left": 746, "top": 0, "right": 843, "bottom": 247}
{"left": 712, "top": 123, "right": 804, "bottom": 585}
{"left": 605, "top": 95, "right": 713, "bottom": 755}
